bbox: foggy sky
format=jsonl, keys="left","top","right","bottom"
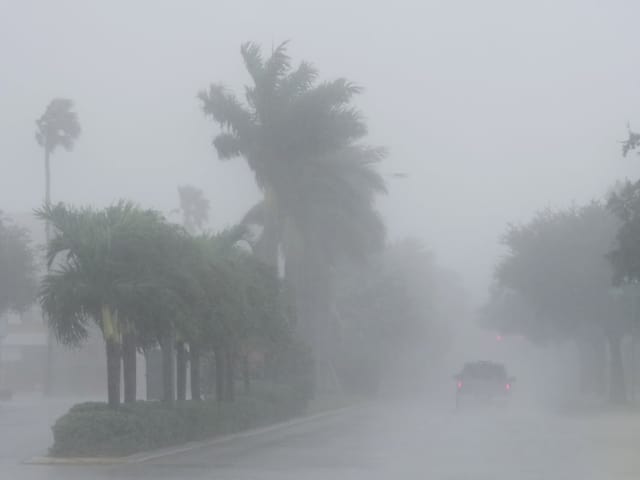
{"left": 2, "top": 0, "right": 640, "bottom": 304}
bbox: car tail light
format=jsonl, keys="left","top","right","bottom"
{"left": 505, "top": 383, "right": 511, "bottom": 391}
{"left": 457, "top": 381, "right": 463, "bottom": 389}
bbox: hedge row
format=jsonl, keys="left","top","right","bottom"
{"left": 50, "top": 383, "right": 308, "bottom": 457}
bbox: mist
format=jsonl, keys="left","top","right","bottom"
{"left": 3, "top": 1, "right": 640, "bottom": 479}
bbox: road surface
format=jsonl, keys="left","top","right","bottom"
{"left": 4, "top": 395, "right": 640, "bottom": 479}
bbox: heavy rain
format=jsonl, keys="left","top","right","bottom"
{"left": 2, "top": 1, "right": 640, "bottom": 479}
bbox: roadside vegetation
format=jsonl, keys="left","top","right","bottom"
{"left": 481, "top": 134, "right": 640, "bottom": 405}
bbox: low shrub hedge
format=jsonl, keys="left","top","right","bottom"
{"left": 50, "top": 383, "right": 308, "bottom": 457}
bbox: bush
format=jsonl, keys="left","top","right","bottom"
{"left": 51, "top": 383, "right": 308, "bottom": 457}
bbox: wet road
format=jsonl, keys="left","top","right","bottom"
{"left": 5, "top": 396, "right": 640, "bottom": 479}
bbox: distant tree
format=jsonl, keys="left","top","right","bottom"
{"left": 492, "top": 203, "right": 626, "bottom": 402}
{"left": 334, "top": 239, "right": 458, "bottom": 394}
{"left": 177, "top": 185, "right": 210, "bottom": 234}
{"left": 0, "top": 214, "right": 36, "bottom": 318}
{"left": 622, "top": 127, "right": 640, "bottom": 157}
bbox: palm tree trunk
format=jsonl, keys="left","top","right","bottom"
{"left": 296, "top": 249, "right": 335, "bottom": 393}
{"left": 214, "top": 348, "right": 225, "bottom": 402}
{"left": 105, "top": 338, "right": 121, "bottom": 408}
{"left": 225, "top": 349, "right": 235, "bottom": 402}
{"left": 122, "top": 330, "right": 137, "bottom": 403}
{"left": 243, "top": 353, "right": 250, "bottom": 395}
{"left": 102, "top": 305, "right": 121, "bottom": 408}
{"left": 176, "top": 341, "right": 187, "bottom": 401}
{"left": 161, "top": 333, "right": 175, "bottom": 403}
{"left": 608, "top": 332, "right": 626, "bottom": 404}
{"left": 254, "top": 193, "right": 280, "bottom": 267}
{"left": 43, "top": 148, "right": 54, "bottom": 396}
{"left": 190, "top": 344, "right": 201, "bottom": 401}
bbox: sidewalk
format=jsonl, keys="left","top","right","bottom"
{"left": 0, "top": 394, "right": 95, "bottom": 466}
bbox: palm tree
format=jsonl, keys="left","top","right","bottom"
{"left": 177, "top": 185, "right": 210, "bottom": 234}
{"left": 199, "top": 42, "right": 387, "bottom": 388}
{"left": 35, "top": 98, "right": 81, "bottom": 394}
{"left": 35, "top": 99, "right": 82, "bottom": 235}
{"left": 37, "top": 202, "right": 164, "bottom": 407}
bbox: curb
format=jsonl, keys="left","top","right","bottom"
{"left": 23, "top": 403, "right": 361, "bottom": 466}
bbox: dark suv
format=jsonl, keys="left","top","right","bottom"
{"left": 454, "top": 361, "right": 515, "bottom": 409}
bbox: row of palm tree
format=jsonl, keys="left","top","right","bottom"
{"left": 37, "top": 201, "right": 290, "bottom": 407}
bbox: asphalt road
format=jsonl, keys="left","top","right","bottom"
{"left": 5, "top": 395, "right": 640, "bottom": 479}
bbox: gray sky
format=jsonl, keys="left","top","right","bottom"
{"left": 2, "top": 0, "right": 640, "bottom": 304}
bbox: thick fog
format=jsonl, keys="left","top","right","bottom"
{"left": 4, "top": 2, "right": 640, "bottom": 479}
{"left": 4, "top": 0, "right": 640, "bottom": 302}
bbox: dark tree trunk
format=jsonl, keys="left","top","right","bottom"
{"left": 225, "top": 349, "right": 235, "bottom": 402}
{"left": 608, "top": 333, "right": 626, "bottom": 404}
{"left": 298, "top": 252, "right": 335, "bottom": 394}
{"left": 105, "top": 338, "right": 121, "bottom": 408}
{"left": 122, "top": 330, "right": 137, "bottom": 403}
{"left": 243, "top": 354, "right": 250, "bottom": 395}
{"left": 592, "top": 337, "right": 607, "bottom": 396}
{"left": 176, "top": 341, "right": 187, "bottom": 402}
{"left": 161, "top": 334, "right": 175, "bottom": 403}
{"left": 43, "top": 148, "right": 54, "bottom": 396}
{"left": 190, "top": 344, "right": 201, "bottom": 401}
{"left": 254, "top": 197, "right": 280, "bottom": 268}
{"left": 214, "top": 348, "right": 225, "bottom": 402}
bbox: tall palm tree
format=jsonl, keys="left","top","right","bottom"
{"left": 177, "top": 185, "right": 210, "bottom": 234}
{"left": 199, "top": 42, "right": 386, "bottom": 387}
{"left": 35, "top": 99, "right": 82, "bottom": 234}
{"left": 35, "top": 98, "right": 81, "bottom": 394}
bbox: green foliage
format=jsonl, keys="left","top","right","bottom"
{"left": 607, "top": 180, "right": 640, "bottom": 284}
{"left": 50, "top": 384, "right": 308, "bottom": 457}
{"left": 0, "top": 213, "right": 36, "bottom": 316}
{"left": 37, "top": 200, "right": 295, "bottom": 405}
{"left": 489, "top": 202, "right": 623, "bottom": 342}
{"left": 199, "top": 41, "right": 387, "bottom": 268}
{"left": 36, "top": 201, "right": 171, "bottom": 346}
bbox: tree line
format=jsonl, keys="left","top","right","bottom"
{"left": 483, "top": 134, "right": 640, "bottom": 403}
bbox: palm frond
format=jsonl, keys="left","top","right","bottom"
{"left": 213, "top": 132, "right": 244, "bottom": 159}
{"left": 35, "top": 98, "right": 81, "bottom": 153}
{"left": 198, "top": 84, "right": 253, "bottom": 135}
{"left": 240, "top": 42, "right": 264, "bottom": 85}
{"left": 262, "top": 41, "right": 291, "bottom": 91}
{"left": 278, "top": 61, "right": 318, "bottom": 100}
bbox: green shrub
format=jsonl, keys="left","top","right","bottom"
{"left": 51, "top": 383, "right": 308, "bottom": 457}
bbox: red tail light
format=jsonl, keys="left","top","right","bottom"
{"left": 457, "top": 381, "right": 463, "bottom": 389}
{"left": 505, "top": 383, "right": 511, "bottom": 391}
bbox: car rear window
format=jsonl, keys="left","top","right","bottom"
{"left": 462, "top": 362, "right": 507, "bottom": 379}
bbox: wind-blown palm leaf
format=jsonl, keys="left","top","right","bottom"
{"left": 278, "top": 61, "right": 318, "bottom": 101}
{"left": 198, "top": 85, "right": 253, "bottom": 135}
{"left": 35, "top": 98, "right": 81, "bottom": 153}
